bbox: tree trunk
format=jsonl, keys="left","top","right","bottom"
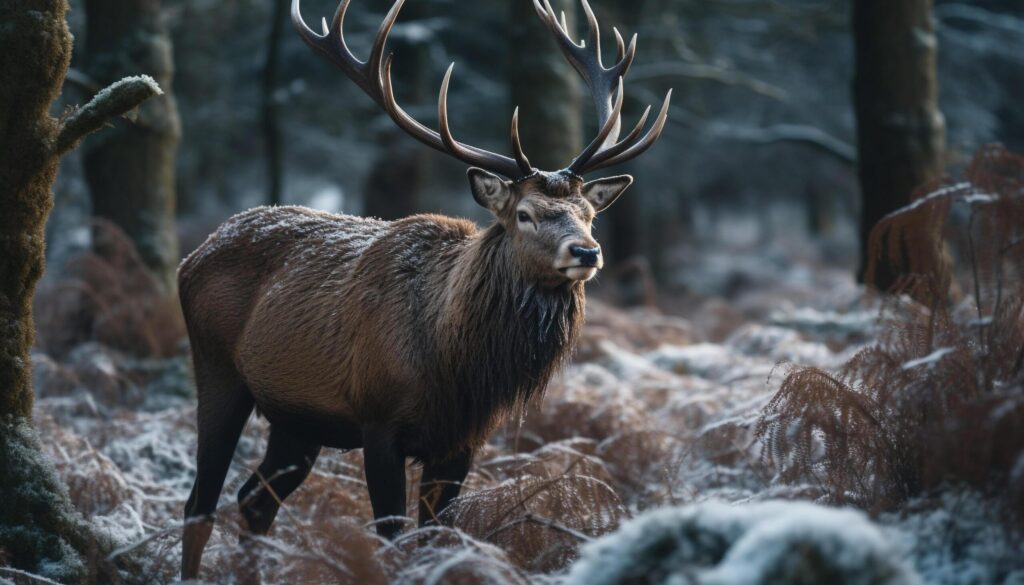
{"left": 83, "top": 0, "right": 181, "bottom": 291}
{"left": 263, "top": 0, "right": 287, "bottom": 206}
{"left": 0, "top": 1, "right": 69, "bottom": 421}
{"left": 853, "top": 0, "right": 945, "bottom": 289}
{"left": 363, "top": 129, "right": 429, "bottom": 219}
{"left": 0, "top": 1, "right": 159, "bottom": 579}
{"left": 508, "top": 0, "right": 583, "bottom": 170}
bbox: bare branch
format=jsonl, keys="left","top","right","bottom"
{"left": 54, "top": 75, "right": 163, "bottom": 156}
{"left": 62, "top": 67, "right": 102, "bottom": 95}
{"left": 935, "top": 4, "right": 1024, "bottom": 35}
{"left": 629, "top": 62, "right": 787, "bottom": 101}
{"left": 703, "top": 121, "right": 856, "bottom": 164}
{"left": 629, "top": 85, "right": 853, "bottom": 165}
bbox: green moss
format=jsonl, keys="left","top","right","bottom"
{"left": 0, "top": 3, "right": 161, "bottom": 581}
{"left": 0, "top": 0, "right": 71, "bottom": 418}
{"left": 0, "top": 418, "right": 88, "bottom": 582}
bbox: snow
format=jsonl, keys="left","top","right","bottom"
{"left": 101, "top": 74, "right": 164, "bottom": 98}
{"left": 882, "top": 491, "right": 1024, "bottom": 585}
{"left": 902, "top": 347, "right": 956, "bottom": 370}
{"left": 567, "top": 501, "right": 920, "bottom": 585}
{"left": 768, "top": 306, "right": 877, "bottom": 340}
{"left": 306, "top": 184, "right": 345, "bottom": 213}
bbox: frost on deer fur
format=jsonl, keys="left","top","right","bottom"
{"left": 566, "top": 501, "right": 921, "bottom": 585}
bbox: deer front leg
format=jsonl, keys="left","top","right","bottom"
{"left": 418, "top": 450, "right": 473, "bottom": 527}
{"left": 362, "top": 426, "right": 408, "bottom": 539}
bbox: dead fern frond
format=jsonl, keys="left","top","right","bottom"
{"left": 34, "top": 218, "right": 185, "bottom": 360}
{"left": 759, "top": 145, "right": 1024, "bottom": 513}
{"left": 443, "top": 473, "right": 627, "bottom": 572}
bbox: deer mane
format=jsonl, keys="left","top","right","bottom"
{"left": 426, "top": 224, "right": 585, "bottom": 455}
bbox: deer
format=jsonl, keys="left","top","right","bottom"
{"left": 178, "top": 0, "right": 670, "bottom": 579}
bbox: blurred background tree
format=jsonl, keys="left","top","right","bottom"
{"left": 81, "top": 0, "right": 181, "bottom": 291}
{"left": 363, "top": 0, "right": 434, "bottom": 219}
{"left": 263, "top": 0, "right": 289, "bottom": 206}
{"left": 507, "top": 0, "right": 583, "bottom": 170}
{"left": 852, "top": 0, "right": 945, "bottom": 289}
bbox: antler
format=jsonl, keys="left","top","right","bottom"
{"left": 293, "top": 0, "right": 669, "bottom": 179}
{"left": 292, "top": 0, "right": 532, "bottom": 178}
{"left": 532, "top": 0, "right": 672, "bottom": 174}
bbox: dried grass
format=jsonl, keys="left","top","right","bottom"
{"left": 443, "top": 472, "right": 626, "bottom": 572}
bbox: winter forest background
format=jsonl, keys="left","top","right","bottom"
{"left": 1, "top": 0, "right": 1023, "bottom": 583}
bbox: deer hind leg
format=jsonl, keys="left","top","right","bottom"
{"left": 181, "top": 357, "right": 254, "bottom": 581}
{"left": 418, "top": 449, "right": 473, "bottom": 527}
{"left": 238, "top": 427, "right": 321, "bottom": 534}
{"left": 234, "top": 427, "right": 320, "bottom": 585}
{"left": 362, "top": 426, "right": 408, "bottom": 539}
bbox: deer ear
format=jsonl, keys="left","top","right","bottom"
{"left": 468, "top": 167, "right": 512, "bottom": 213}
{"left": 583, "top": 175, "right": 633, "bottom": 213}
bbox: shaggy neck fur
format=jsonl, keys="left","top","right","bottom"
{"left": 428, "top": 223, "right": 585, "bottom": 458}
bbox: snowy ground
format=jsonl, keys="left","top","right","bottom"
{"left": 27, "top": 241, "right": 1024, "bottom": 584}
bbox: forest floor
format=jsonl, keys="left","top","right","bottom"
{"left": 27, "top": 236, "right": 1024, "bottom": 584}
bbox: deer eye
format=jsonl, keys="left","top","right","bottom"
{"left": 517, "top": 211, "right": 531, "bottom": 223}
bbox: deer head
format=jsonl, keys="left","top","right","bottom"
{"left": 292, "top": 0, "right": 671, "bottom": 283}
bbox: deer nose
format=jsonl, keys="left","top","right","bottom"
{"left": 569, "top": 245, "right": 601, "bottom": 267}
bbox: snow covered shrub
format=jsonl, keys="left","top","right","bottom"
{"left": 34, "top": 219, "right": 184, "bottom": 360}
{"left": 757, "top": 146, "right": 1024, "bottom": 513}
{"left": 566, "top": 500, "right": 920, "bottom": 585}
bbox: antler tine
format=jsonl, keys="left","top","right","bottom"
{"left": 437, "top": 64, "right": 463, "bottom": 154}
{"left": 437, "top": 63, "right": 530, "bottom": 177}
{"left": 328, "top": 0, "right": 346, "bottom": 36}
{"left": 584, "top": 88, "right": 672, "bottom": 172}
{"left": 531, "top": 0, "right": 667, "bottom": 174}
{"left": 613, "top": 27, "right": 625, "bottom": 62}
{"left": 368, "top": 0, "right": 405, "bottom": 87}
{"left": 580, "top": 0, "right": 601, "bottom": 64}
{"left": 585, "top": 104, "right": 650, "bottom": 166}
{"left": 568, "top": 76, "right": 624, "bottom": 174}
{"left": 535, "top": 0, "right": 646, "bottom": 167}
{"left": 614, "top": 33, "right": 638, "bottom": 78}
{"left": 511, "top": 108, "right": 533, "bottom": 175}
{"left": 293, "top": 0, "right": 374, "bottom": 97}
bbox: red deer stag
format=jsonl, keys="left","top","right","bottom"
{"left": 179, "top": 0, "right": 670, "bottom": 579}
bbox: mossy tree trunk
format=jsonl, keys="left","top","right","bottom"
{"left": 0, "top": 0, "right": 160, "bottom": 578}
{"left": 0, "top": 1, "right": 68, "bottom": 421}
{"left": 83, "top": 0, "right": 181, "bottom": 291}
{"left": 853, "top": 0, "right": 945, "bottom": 289}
